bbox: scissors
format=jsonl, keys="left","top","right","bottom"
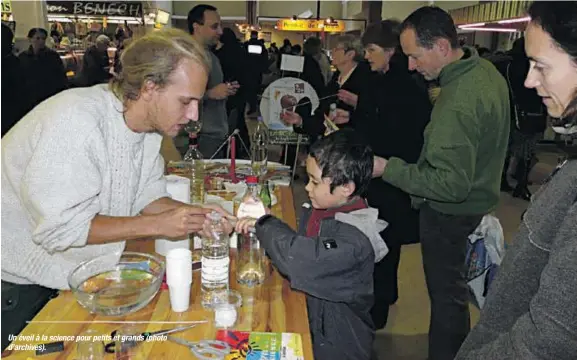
{"left": 104, "top": 324, "right": 197, "bottom": 353}
{"left": 167, "top": 335, "right": 231, "bottom": 360}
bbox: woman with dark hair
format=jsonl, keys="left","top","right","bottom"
{"left": 456, "top": 2, "right": 577, "bottom": 359}
{"left": 18, "top": 28, "right": 68, "bottom": 112}
{"left": 355, "top": 19, "right": 432, "bottom": 330}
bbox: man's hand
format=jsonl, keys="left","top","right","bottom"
{"left": 280, "top": 110, "right": 303, "bottom": 126}
{"left": 207, "top": 82, "right": 238, "bottom": 100}
{"left": 153, "top": 206, "right": 211, "bottom": 239}
{"left": 200, "top": 203, "right": 236, "bottom": 237}
{"left": 337, "top": 89, "right": 358, "bottom": 108}
{"left": 333, "top": 109, "right": 350, "bottom": 125}
{"left": 373, "top": 156, "right": 388, "bottom": 178}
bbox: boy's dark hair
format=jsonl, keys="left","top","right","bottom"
{"left": 361, "top": 19, "right": 401, "bottom": 49}
{"left": 187, "top": 4, "right": 217, "bottom": 35}
{"left": 309, "top": 129, "right": 374, "bottom": 197}
{"left": 401, "top": 6, "right": 459, "bottom": 49}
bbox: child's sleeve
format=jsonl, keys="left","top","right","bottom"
{"left": 255, "top": 215, "right": 371, "bottom": 304}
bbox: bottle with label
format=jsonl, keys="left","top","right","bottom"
{"left": 250, "top": 117, "right": 269, "bottom": 177}
{"left": 201, "top": 211, "right": 230, "bottom": 308}
{"left": 236, "top": 176, "right": 266, "bottom": 219}
{"left": 183, "top": 134, "right": 205, "bottom": 205}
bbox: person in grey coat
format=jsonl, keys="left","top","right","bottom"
{"left": 456, "top": 2, "right": 577, "bottom": 359}
{"left": 235, "top": 130, "right": 388, "bottom": 360}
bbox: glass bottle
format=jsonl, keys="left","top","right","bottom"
{"left": 236, "top": 176, "right": 266, "bottom": 219}
{"left": 183, "top": 134, "right": 205, "bottom": 205}
{"left": 250, "top": 117, "right": 269, "bottom": 177}
{"left": 259, "top": 179, "right": 272, "bottom": 209}
{"left": 236, "top": 229, "right": 265, "bottom": 287}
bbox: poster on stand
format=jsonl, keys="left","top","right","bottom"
{"left": 260, "top": 77, "right": 319, "bottom": 132}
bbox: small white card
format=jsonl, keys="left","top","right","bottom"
{"left": 280, "top": 54, "right": 305, "bottom": 73}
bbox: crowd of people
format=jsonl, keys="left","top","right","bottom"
{"left": 1, "top": 2, "right": 576, "bottom": 360}
{"left": 1, "top": 22, "right": 131, "bottom": 136}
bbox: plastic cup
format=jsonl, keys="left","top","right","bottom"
{"left": 168, "top": 283, "right": 191, "bottom": 312}
{"left": 76, "top": 329, "right": 105, "bottom": 360}
{"left": 166, "top": 249, "right": 192, "bottom": 286}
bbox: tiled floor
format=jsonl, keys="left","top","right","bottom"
{"left": 287, "top": 146, "right": 560, "bottom": 359}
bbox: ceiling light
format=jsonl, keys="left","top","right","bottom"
{"left": 460, "top": 27, "right": 518, "bottom": 33}
{"left": 498, "top": 16, "right": 530, "bottom": 24}
{"left": 458, "top": 22, "right": 486, "bottom": 28}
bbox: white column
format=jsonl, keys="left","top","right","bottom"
{"left": 152, "top": 0, "right": 173, "bottom": 28}
{"left": 11, "top": 0, "right": 48, "bottom": 39}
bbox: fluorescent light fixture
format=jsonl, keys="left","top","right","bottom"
{"left": 459, "top": 22, "right": 486, "bottom": 28}
{"left": 498, "top": 16, "right": 530, "bottom": 24}
{"left": 460, "top": 27, "right": 518, "bottom": 33}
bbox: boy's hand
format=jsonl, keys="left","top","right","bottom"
{"left": 235, "top": 217, "right": 258, "bottom": 234}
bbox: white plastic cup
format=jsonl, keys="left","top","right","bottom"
{"left": 168, "top": 283, "right": 191, "bottom": 312}
{"left": 166, "top": 249, "right": 192, "bottom": 285}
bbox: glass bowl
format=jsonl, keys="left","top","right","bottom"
{"left": 68, "top": 252, "right": 165, "bottom": 316}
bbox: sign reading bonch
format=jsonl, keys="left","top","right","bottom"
{"left": 46, "top": 1, "right": 143, "bottom": 18}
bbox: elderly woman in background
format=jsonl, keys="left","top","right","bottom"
{"left": 456, "top": 2, "right": 577, "bottom": 359}
{"left": 281, "top": 35, "right": 370, "bottom": 138}
{"left": 80, "top": 34, "right": 112, "bottom": 87}
{"left": 18, "top": 27, "right": 68, "bottom": 113}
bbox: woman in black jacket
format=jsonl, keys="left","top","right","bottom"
{"left": 281, "top": 35, "right": 370, "bottom": 139}
{"left": 18, "top": 28, "right": 67, "bottom": 113}
{"left": 355, "top": 20, "right": 432, "bottom": 330}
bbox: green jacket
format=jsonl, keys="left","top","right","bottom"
{"left": 382, "top": 47, "right": 510, "bottom": 215}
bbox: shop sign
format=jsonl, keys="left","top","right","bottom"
{"left": 276, "top": 19, "right": 345, "bottom": 32}
{"left": 46, "top": 1, "right": 143, "bottom": 18}
{"left": 1, "top": 0, "right": 12, "bottom": 13}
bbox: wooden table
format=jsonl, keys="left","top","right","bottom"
{"left": 8, "top": 186, "right": 313, "bottom": 359}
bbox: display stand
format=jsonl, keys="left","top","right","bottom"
{"left": 208, "top": 129, "right": 251, "bottom": 183}
{"left": 259, "top": 59, "right": 320, "bottom": 182}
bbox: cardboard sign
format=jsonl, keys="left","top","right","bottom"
{"left": 280, "top": 54, "right": 304, "bottom": 73}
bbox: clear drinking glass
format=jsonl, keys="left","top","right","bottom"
{"left": 236, "top": 230, "right": 266, "bottom": 287}
{"left": 76, "top": 330, "right": 105, "bottom": 360}
{"left": 113, "top": 325, "right": 146, "bottom": 360}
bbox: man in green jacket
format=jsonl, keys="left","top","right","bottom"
{"left": 372, "top": 7, "right": 510, "bottom": 360}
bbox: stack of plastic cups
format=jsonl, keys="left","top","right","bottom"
{"left": 166, "top": 248, "right": 193, "bottom": 312}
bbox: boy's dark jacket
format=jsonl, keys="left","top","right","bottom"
{"left": 255, "top": 202, "right": 388, "bottom": 360}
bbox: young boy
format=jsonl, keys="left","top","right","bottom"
{"left": 236, "top": 129, "right": 388, "bottom": 360}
